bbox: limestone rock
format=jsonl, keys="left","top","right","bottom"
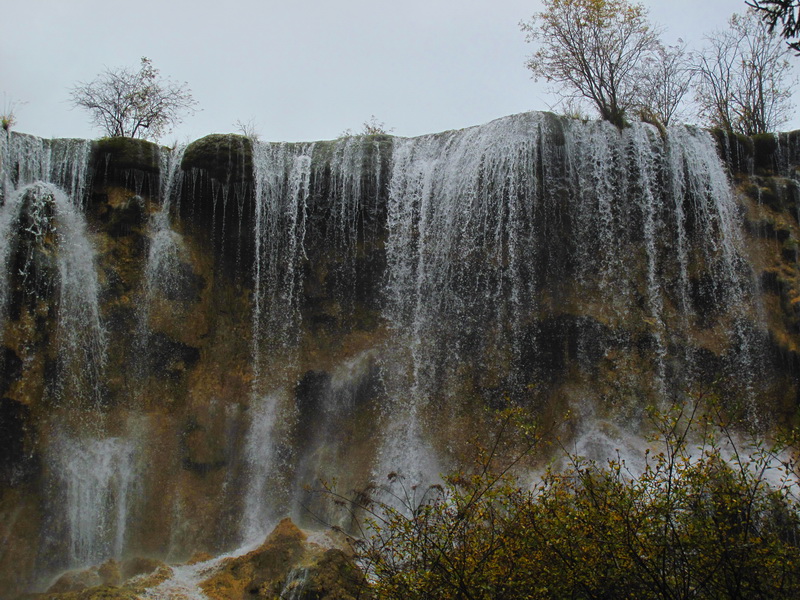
{"left": 46, "top": 559, "right": 121, "bottom": 593}
{"left": 201, "top": 519, "right": 366, "bottom": 600}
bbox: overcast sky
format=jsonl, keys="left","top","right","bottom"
{"left": 2, "top": 0, "right": 797, "bottom": 142}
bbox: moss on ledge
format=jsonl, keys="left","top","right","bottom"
{"left": 92, "top": 137, "right": 160, "bottom": 173}
{"left": 181, "top": 133, "right": 253, "bottom": 183}
{"left": 711, "top": 128, "right": 800, "bottom": 175}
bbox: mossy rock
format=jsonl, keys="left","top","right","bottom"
{"left": 709, "top": 128, "right": 754, "bottom": 171}
{"left": 782, "top": 237, "right": 799, "bottom": 262}
{"left": 201, "top": 518, "right": 307, "bottom": 599}
{"left": 181, "top": 134, "right": 253, "bottom": 183}
{"left": 291, "top": 548, "right": 369, "bottom": 600}
{"left": 752, "top": 132, "right": 779, "bottom": 172}
{"left": 93, "top": 137, "right": 160, "bottom": 173}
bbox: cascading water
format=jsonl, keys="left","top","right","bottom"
{"left": 140, "top": 144, "right": 188, "bottom": 335}
{"left": 250, "top": 142, "right": 313, "bottom": 385}
{"left": 380, "top": 113, "right": 764, "bottom": 485}
{"left": 49, "top": 185, "right": 107, "bottom": 404}
{"left": 239, "top": 391, "right": 283, "bottom": 544}
{"left": 0, "top": 182, "right": 106, "bottom": 405}
{"left": 0, "top": 113, "right": 788, "bottom": 599}
{"left": 249, "top": 136, "right": 387, "bottom": 384}
{"left": 0, "top": 130, "right": 91, "bottom": 207}
{"left": 47, "top": 433, "right": 141, "bottom": 568}
{"left": 280, "top": 567, "right": 311, "bottom": 600}
{"left": 242, "top": 136, "right": 389, "bottom": 534}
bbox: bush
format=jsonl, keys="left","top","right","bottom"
{"left": 332, "top": 398, "right": 800, "bottom": 599}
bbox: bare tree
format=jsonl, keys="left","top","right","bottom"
{"left": 234, "top": 117, "right": 260, "bottom": 142}
{"left": 70, "top": 57, "right": 198, "bottom": 140}
{"left": 521, "top": 0, "right": 660, "bottom": 128}
{"left": 747, "top": 0, "right": 800, "bottom": 53}
{"left": 636, "top": 41, "right": 694, "bottom": 127}
{"left": 694, "top": 10, "right": 795, "bottom": 135}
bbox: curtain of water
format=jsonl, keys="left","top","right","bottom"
{"left": 250, "top": 142, "right": 313, "bottom": 386}
{"left": 50, "top": 433, "right": 141, "bottom": 568}
{"left": 380, "top": 114, "right": 763, "bottom": 486}
{"left": 139, "top": 144, "right": 188, "bottom": 336}
{"left": 0, "top": 130, "right": 91, "bottom": 207}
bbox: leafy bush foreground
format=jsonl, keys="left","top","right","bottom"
{"left": 326, "top": 397, "right": 800, "bottom": 600}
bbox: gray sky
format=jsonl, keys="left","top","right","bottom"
{"left": 2, "top": 0, "right": 796, "bottom": 142}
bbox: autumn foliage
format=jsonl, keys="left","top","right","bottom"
{"left": 338, "top": 399, "right": 800, "bottom": 599}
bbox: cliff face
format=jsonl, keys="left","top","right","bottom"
{"left": 0, "top": 113, "right": 799, "bottom": 597}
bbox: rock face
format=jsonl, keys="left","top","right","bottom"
{"left": 26, "top": 520, "right": 361, "bottom": 600}
{"left": 201, "top": 518, "right": 365, "bottom": 600}
{"left": 0, "top": 116, "right": 799, "bottom": 598}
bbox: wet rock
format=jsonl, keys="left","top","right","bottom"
{"left": 289, "top": 547, "right": 370, "bottom": 600}
{"left": 91, "top": 137, "right": 161, "bottom": 201}
{"left": 182, "top": 134, "right": 253, "bottom": 184}
{"left": 36, "top": 585, "right": 141, "bottom": 599}
{"left": 201, "top": 517, "right": 307, "bottom": 599}
{"left": 106, "top": 195, "right": 147, "bottom": 237}
{"left": 180, "top": 403, "right": 235, "bottom": 474}
{"left": 0, "top": 347, "right": 22, "bottom": 396}
{"left": 149, "top": 257, "right": 205, "bottom": 303}
{"left": 201, "top": 518, "right": 366, "bottom": 600}
{"left": 45, "top": 560, "right": 120, "bottom": 593}
{"left": 178, "top": 134, "right": 254, "bottom": 279}
{"left": 0, "top": 396, "right": 37, "bottom": 487}
{"left": 37, "top": 557, "right": 168, "bottom": 599}
{"left": 93, "top": 137, "right": 160, "bottom": 173}
{"left": 141, "top": 331, "right": 200, "bottom": 379}
{"left": 522, "top": 315, "right": 617, "bottom": 383}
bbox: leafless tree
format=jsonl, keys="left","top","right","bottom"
{"left": 234, "top": 117, "right": 260, "bottom": 142}
{"left": 70, "top": 57, "right": 198, "bottom": 140}
{"left": 521, "top": 0, "right": 660, "bottom": 128}
{"left": 636, "top": 41, "right": 694, "bottom": 127}
{"left": 694, "top": 10, "right": 795, "bottom": 135}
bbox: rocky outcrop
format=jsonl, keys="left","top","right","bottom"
{"left": 28, "top": 520, "right": 363, "bottom": 600}
{"left": 201, "top": 518, "right": 366, "bottom": 600}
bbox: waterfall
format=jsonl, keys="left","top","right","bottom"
{"left": 0, "top": 186, "right": 26, "bottom": 332}
{"left": 250, "top": 142, "right": 313, "bottom": 385}
{"left": 380, "top": 115, "right": 545, "bottom": 488}
{"left": 0, "top": 130, "right": 91, "bottom": 207}
{"left": 0, "top": 183, "right": 106, "bottom": 404}
{"left": 50, "top": 185, "right": 107, "bottom": 404}
{"left": 249, "top": 136, "right": 387, "bottom": 386}
{"left": 140, "top": 144, "right": 188, "bottom": 333}
{"left": 0, "top": 113, "right": 784, "bottom": 599}
{"left": 245, "top": 136, "right": 389, "bottom": 530}
{"left": 48, "top": 432, "right": 141, "bottom": 568}
{"left": 382, "top": 113, "right": 762, "bottom": 460}
{"left": 239, "top": 391, "right": 283, "bottom": 544}
{"left": 0, "top": 130, "right": 100, "bottom": 403}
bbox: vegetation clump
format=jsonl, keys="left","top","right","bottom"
{"left": 335, "top": 399, "right": 800, "bottom": 600}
